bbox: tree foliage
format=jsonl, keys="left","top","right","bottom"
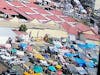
{"left": 19, "top": 24, "right": 27, "bottom": 32}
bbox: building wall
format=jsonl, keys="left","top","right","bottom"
{"left": 95, "top": 0, "right": 100, "bottom": 9}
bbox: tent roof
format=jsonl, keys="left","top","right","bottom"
{"left": 29, "top": 14, "right": 47, "bottom": 20}
{"left": 29, "top": 19, "right": 40, "bottom": 24}
{"left": 10, "top": 1, "right": 24, "bottom": 7}
{"left": 61, "top": 16, "right": 77, "bottom": 22}
{"left": 18, "top": 7, "right": 35, "bottom": 13}
{"left": 9, "top": 17, "right": 19, "bottom": 23}
{"left": 34, "top": 8, "right": 49, "bottom": 14}
{"left": 46, "top": 20, "right": 56, "bottom": 25}
{"left": 84, "top": 34, "right": 99, "bottom": 41}
{"left": 50, "top": 9, "right": 63, "bottom": 15}
{"left": 76, "top": 23, "right": 91, "bottom": 32}
{"left": 47, "top": 15, "right": 62, "bottom": 21}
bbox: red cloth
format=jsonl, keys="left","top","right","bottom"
{"left": 27, "top": 46, "right": 33, "bottom": 52}
{"left": 61, "top": 47, "right": 66, "bottom": 50}
{"left": 57, "top": 70, "right": 63, "bottom": 75}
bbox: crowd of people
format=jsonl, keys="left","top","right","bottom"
{"left": 0, "top": 33, "right": 99, "bottom": 75}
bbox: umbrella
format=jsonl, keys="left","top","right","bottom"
{"left": 48, "top": 66, "right": 56, "bottom": 72}
{"left": 33, "top": 65, "right": 43, "bottom": 73}
{"left": 56, "top": 65, "right": 62, "bottom": 70}
{"left": 11, "top": 48, "right": 17, "bottom": 53}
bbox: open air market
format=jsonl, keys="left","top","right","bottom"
{"left": 0, "top": 0, "right": 100, "bottom": 75}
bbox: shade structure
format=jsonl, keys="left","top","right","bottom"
{"left": 34, "top": 53, "right": 45, "bottom": 60}
{"left": 11, "top": 48, "right": 17, "bottom": 53}
{"left": 48, "top": 66, "right": 56, "bottom": 72}
{"left": 56, "top": 65, "right": 62, "bottom": 70}
{"left": 33, "top": 65, "right": 43, "bottom": 73}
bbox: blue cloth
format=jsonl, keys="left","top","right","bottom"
{"left": 74, "top": 57, "right": 85, "bottom": 66}
{"left": 64, "top": 53, "right": 78, "bottom": 58}
{"left": 64, "top": 53, "right": 74, "bottom": 58}
{"left": 33, "top": 65, "right": 43, "bottom": 73}
{"left": 11, "top": 48, "right": 17, "bottom": 53}
{"left": 48, "top": 66, "right": 56, "bottom": 72}
{"left": 43, "top": 54, "right": 49, "bottom": 59}
{"left": 70, "top": 45, "right": 75, "bottom": 49}
{"left": 86, "top": 61, "right": 95, "bottom": 68}
{"left": 19, "top": 43, "right": 27, "bottom": 49}
{"left": 78, "top": 43, "right": 96, "bottom": 49}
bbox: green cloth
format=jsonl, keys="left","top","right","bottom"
{"left": 11, "top": 48, "right": 17, "bottom": 53}
{"left": 33, "top": 65, "right": 43, "bottom": 73}
{"left": 92, "top": 58, "right": 97, "bottom": 63}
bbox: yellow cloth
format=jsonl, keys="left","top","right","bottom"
{"left": 56, "top": 65, "right": 62, "bottom": 69}
{"left": 28, "top": 69, "right": 34, "bottom": 74}
{"left": 48, "top": 60, "right": 53, "bottom": 63}
{"left": 34, "top": 73, "right": 40, "bottom": 75}
{"left": 23, "top": 72, "right": 30, "bottom": 75}
{"left": 34, "top": 54, "right": 45, "bottom": 60}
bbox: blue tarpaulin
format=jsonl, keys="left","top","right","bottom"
{"left": 73, "top": 57, "right": 86, "bottom": 66}
{"left": 64, "top": 53, "right": 78, "bottom": 58}
{"left": 78, "top": 43, "right": 96, "bottom": 49}
{"left": 64, "top": 53, "right": 74, "bottom": 58}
